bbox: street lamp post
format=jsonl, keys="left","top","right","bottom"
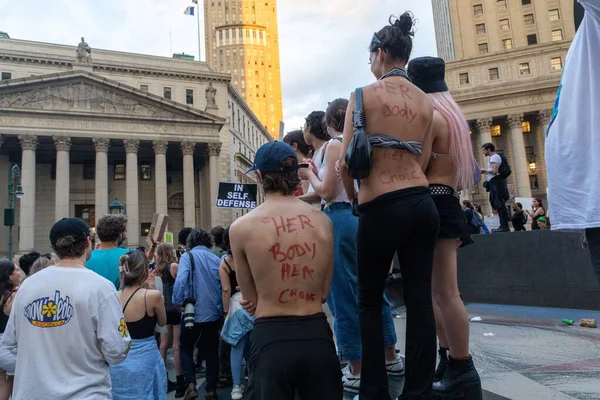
{"left": 109, "top": 198, "right": 125, "bottom": 215}
{"left": 5, "top": 164, "right": 24, "bottom": 261}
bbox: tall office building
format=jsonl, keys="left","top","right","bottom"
{"left": 204, "top": 0, "right": 283, "bottom": 137}
{"left": 431, "top": 0, "right": 575, "bottom": 212}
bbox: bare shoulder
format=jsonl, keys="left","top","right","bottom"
{"left": 146, "top": 289, "right": 162, "bottom": 301}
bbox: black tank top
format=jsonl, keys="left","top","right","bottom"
{"left": 0, "top": 310, "right": 9, "bottom": 334}
{"left": 223, "top": 258, "right": 238, "bottom": 297}
{"left": 162, "top": 264, "right": 176, "bottom": 311}
{"left": 123, "top": 288, "right": 157, "bottom": 339}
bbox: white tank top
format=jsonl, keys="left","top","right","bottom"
{"left": 318, "top": 137, "right": 352, "bottom": 206}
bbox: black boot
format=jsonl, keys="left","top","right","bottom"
{"left": 175, "top": 375, "right": 186, "bottom": 399}
{"left": 433, "top": 347, "right": 449, "bottom": 382}
{"left": 433, "top": 356, "right": 482, "bottom": 399}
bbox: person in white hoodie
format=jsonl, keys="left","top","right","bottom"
{"left": 545, "top": 0, "right": 600, "bottom": 285}
{"left": 2, "top": 218, "right": 131, "bottom": 400}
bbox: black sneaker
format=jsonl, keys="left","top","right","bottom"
{"left": 168, "top": 380, "right": 177, "bottom": 393}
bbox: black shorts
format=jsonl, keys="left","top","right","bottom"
{"left": 166, "top": 309, "right": 181, "bottom": 325}
{"left": 430, "top": 184, "right": 473, "bottom": 247}
{"left": 248, "top": 313, "right": 342, "bottom": 400}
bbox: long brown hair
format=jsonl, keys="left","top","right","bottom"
{"left": 119, "top": 251, "right": 149, "bottom": 288}
{"left": 154, "top": 243, "right": 177, "bottom": 276}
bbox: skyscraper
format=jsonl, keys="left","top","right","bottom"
{"left": 204, "top": 0, "right": 283, "bottom": 137}
{"left": 431, "top": 0, "right": 575, "bottom": 211}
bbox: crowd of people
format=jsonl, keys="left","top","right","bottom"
{"left": 0, "top": 2, "right": 597, "bottom": 399}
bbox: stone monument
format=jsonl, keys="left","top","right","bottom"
{"left": 76, "top": 37, "right": 92, "bottom": 64}
{"left": 205, "top": 82, "right": 218, "bottom": 110}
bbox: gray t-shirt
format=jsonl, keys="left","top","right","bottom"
{"left": 2, "top": 266, "right": 131, "bottom": 399}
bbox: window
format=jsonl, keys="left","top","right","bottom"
{"left": 140, "top": 165, "right": 152, "bottom": 181}
{"left": 489, "top": 68, "right": 500, "bottom": 80}
{"left": 473, "top": 4, "right": 483, "bottom": 15}
{"left": 527, "top": 34, "right": 538, "bottom": 45}
{"left": 519, "top": 62, "right": 531, "bottom": 75}
{"left": 497, "top": 0, "right": 507, "bottom": 9}
{"left": 491, "top": 125, "right": 502, "bottom": 137}
{"left": 1, "top": 72, "right": 11, "bottom": 80}
{"left": 551, "top": 57, "right": 563, "bottom": 71}
{"left": 522, "top": 0, "right": 531, "bottom": 4}
{"left": 524, "top": 14, "right": 535, "bottom": 24}
{"left": 476, "top": 24, "right": 486, "bottom": 34}
{"left": 529, "top": 174, "right": 539, "bottom": 189}
{"left": 114, "top": 164, "right": 125, "bottom": 180}
{"left": 140, "top": 84, "right": 148, "bottom": 91}
{"left": 552, "top": 29, "right": 563, "bottom": 41}
{"left": 186, "top": 89, "right": 194, "bottom": 105}
{"left": 549, "top": 9, "right": 560, "bottom": 20}
{"left": 141, "top": 223, "right": 152, "bottom": 237}
{"left": 478, "top": 43, "right": 489, "bottom": 54}
{"left": 163, "top": 87, "right": 172, "bottom": 100}
{"left": 503, "top": 38, "right": 513, "bottom": 49}
{"left": 459, "top": 73, "right": 470, "bottom": 85}
{"left": 83, "top": 159, "right": 95, "bottom": 180}
{"left": 500, "top": 19, "right": 510, "bottom": 30}
{"left": 521, "top": 121, "right": 531, "bottom": 133}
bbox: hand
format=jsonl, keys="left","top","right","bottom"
{"left": 236, "top": 286, "right": 256, "bottom": 316}
{"left": 297, "top": 167, "right": 310, "bottom": 180}
{"left": 145, "top": 270, "right": 156, "bottom": 290}
{"left": 480, "top": 168, "right": 487, "bottom": 174}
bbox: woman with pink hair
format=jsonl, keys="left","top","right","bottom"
{"left": 408, "top": 57, "right": 482, "bottom": 399}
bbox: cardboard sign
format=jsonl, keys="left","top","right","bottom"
{"left": 145, "top": 213, "right": 169, "bottom": 248}
{"left": 216, "top": 182, "right": 258, "bottom": 209}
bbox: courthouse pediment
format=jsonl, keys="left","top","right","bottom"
{"left": 0, "top": 71, "right": 223, "bottom": 124}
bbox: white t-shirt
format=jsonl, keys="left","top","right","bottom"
{"left": 546, "top": 0, "right": 600, "bottom": 230}
{"left": 486, "top": 153, "right": 502, "bottom": 182}
{"left": 2, "top": 266, "right": 131, "bottom": 400}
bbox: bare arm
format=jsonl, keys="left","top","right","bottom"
{"left": 418, "top": 106, "right": 435, "bottom": 172}
{"left": 149, "top": 290, "right": 167, "bottom": 327}
{"left": 321, "top": 219, "right": 335, "bottom": 303}
{"left": 219, "top": 261, "right": 232, "bottom": 314}
{"left": 339, "top": 91, "right": 358, "bottom": 201}
{"left": 169, "top": 263, "right": 179, "bottom": 280}
{"left": 230, "top": 221, "right": 258, "bottom": 306}
{"left": 301, "top": 141, "right": 342, "bottom": 203}
{"left": 298, "top": 191, "right": 321, "bottom": 203}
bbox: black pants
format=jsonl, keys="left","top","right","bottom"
{"left": 180, "top": 319, "right": 221, "bottom": 392}
{"left": 587, "top": 228, "right": 600, "bottom": 285}
{"left": 357, "top": 187, "right": 439, "bottom": 400}
{"left": 248, "top": 313, "right": 342, "bottom": 400}
{"left": 488, "top": 180, "right": 509, "bottom": 229}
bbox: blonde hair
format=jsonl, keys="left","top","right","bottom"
{"left": 154, "top": 243, "right": 177, "bottom": 276}
{"left": 29, "top": 255, "right": 57, "bottom": 276}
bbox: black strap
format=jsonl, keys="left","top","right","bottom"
{"left": 122, "top": 287, "right": 143, "bottom": 313}
{"left": 223, "top": 258, "right": 233, "bottom": 274}
{"left": 186, "top": 251, "right": 196, "bottom": 301}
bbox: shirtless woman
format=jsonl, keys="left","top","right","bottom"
{"left": 408, "top": 56, "right": 482, "bottom": 399}
{"left": 338, "top": 12, "right": 440, "bottom": 400}
{"left": 229, "top": 141, "right": 342, "bottom": 400}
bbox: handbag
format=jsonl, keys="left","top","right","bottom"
{"left": 345, "top": 87, "right": 373, "bottom": 180}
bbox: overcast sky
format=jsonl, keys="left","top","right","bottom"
{"left": 0, "top": 0, "right": 437, "bottom": 132}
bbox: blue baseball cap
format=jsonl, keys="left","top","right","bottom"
{"left": 245, "top": 141, "right": 305, "bottom": 174}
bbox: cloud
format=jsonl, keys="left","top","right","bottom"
{"left": 0, "top": 0, "right": 437, "bottom": 134}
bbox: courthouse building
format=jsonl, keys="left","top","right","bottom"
{"left": 0, "top": 37, "right": 271, "bottom": 256}
{"left": 432, "top": 0, "right": 575, "bottom": 211}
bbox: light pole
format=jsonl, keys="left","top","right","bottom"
{"left": 4, "top": 164, "right": 24, "bottom": 261}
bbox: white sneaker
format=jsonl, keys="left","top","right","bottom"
{"left": 342, "top": 365, "right": 361, "bottom": 394}
{"left": 386, "top": 354, "right": 405, "bottom": 376}
{"left": 231, "top": 385, "right": 244, "bottom": 400}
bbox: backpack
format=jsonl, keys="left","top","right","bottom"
{"left": 497, "top": 154, "right": 512, "bottom": 179}
{"left": 470, "top": 209, "right": 484, "bottom": 228}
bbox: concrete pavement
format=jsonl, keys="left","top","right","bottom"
{"left": 168, "top": 303, "right": 600, "bottom": 399}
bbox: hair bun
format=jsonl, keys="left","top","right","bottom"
{"left": 394, "top": 12, "right": 415, "bottom": 37}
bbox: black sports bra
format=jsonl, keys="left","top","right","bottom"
{"left": 122, "top": 288, "right": 157, "bottom": 339}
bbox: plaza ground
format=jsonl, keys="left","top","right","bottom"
{"left": 167, "top": 303, "right": 600, "bottom": 400}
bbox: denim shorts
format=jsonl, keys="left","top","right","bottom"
{"left": 323, "top": 202, "right": 397, "bottom": 361}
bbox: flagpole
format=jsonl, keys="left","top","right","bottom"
{"left": 196, "top": 2, "right": 202, "bottom": 62}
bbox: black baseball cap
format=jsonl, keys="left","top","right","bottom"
{"left": 49, "top": 218, "right": 90, "bottom": 246}
{"left": 407, "top": 56, "right": 449, "bottom": 94}
{"left": 245, "top": 141, "right": 306, "bottom": 174}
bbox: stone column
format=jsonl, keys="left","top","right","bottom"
{"left": 536, "top": 109, "right": 552, "bottom": 190}
{"left": 53, "top": 136, "right": 71, "bottom": 221}
{"left": 208, "top": 143, "right": 222, "bottom": 227}
{"left": 476, "top": 118, "right": 493, "bottom": 166}
{"left": 18, "top": 135, "right": 37, "bottom": 253}
{"left": 93, "top": 138, "right": 110, "bottom": 219}
{"left": 153, "top": 141, "right": 168, "bottom": 216}
{"left": 182, "top": 142, "right": 196, "bottom": 227}
{"left": 124, "top": 140, "right": 140, "bottom": 246}
{"left": 507, "top": 114, "right": 532, "bottom": 198}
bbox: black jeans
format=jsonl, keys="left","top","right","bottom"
{"left": 180, "top": 319, "right": 221, "bottom": 392}
{"left": 248, "top": 313, "right": 342, "bottom": 400}
{"left": 587, "top": 228, "right": 600, "bottom": 285}
{"left": 357, "top": 187, "right": 440, "bottom": 400}
{"left": 488, "top": 179, "right": 509, "bottom": 229}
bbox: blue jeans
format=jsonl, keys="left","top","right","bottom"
{"left": 323, "top": 202, "right": 397, "bottom": 362}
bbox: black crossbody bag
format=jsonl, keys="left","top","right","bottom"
{"left": 345, "top": 87, "right": 372, "bottom": 180}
